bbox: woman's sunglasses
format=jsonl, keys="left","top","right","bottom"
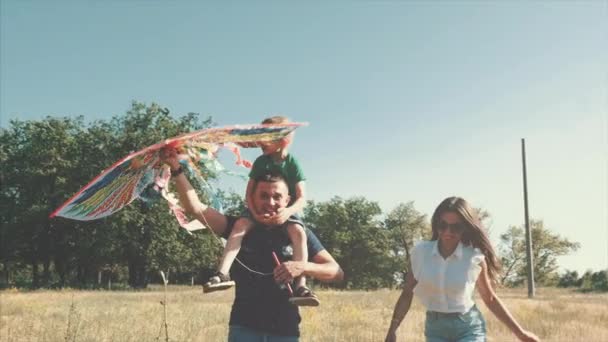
{"left": 437, "top": 220, "right": 467, "bottom": 234}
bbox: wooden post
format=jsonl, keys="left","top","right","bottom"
{"left": 521, "top": 138, "right": 535, "bottom": 298}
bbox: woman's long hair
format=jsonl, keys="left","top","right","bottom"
{"left": 430, "top": 196, "right": 501, "bottom": 286}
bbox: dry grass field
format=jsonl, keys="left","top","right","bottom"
{"left": 1, "top": 286, "right": 606, "bottom": 341}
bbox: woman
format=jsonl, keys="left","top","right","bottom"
{"left": 385, "top": 197, "right": 539, "bottom": 342}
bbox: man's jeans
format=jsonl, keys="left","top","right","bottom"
{"left": 228, "top": 325, "right": 299, "bottom": 342}
{"left": 424, "top": 305, "right": 486, "bottom": 342}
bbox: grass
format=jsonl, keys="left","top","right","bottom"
{"left": 1, "top": 287, "right": 606, "bottom": 341}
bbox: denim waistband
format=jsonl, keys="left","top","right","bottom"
{"left": 426, "top": 305, "right": 476, "bottom": 319}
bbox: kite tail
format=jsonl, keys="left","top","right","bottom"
{"left": 181, "top": 158, "right": 224, "bottom": 213}
{"left": 142, "top": 146, "right": 251, "bottom": 230}
{"left": 138, "top": 165, "right": 170, "bottom": 206}
{"left": 223, "top": 143, "right": 253, "bottom": 168}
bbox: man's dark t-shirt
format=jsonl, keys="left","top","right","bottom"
{"left": 222, "top": 219, "right": 324, "bottom": 337}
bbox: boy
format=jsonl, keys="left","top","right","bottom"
{"left": 205, "top": 116, "right": 318, "bottom": 306}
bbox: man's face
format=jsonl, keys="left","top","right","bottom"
{"left": 253, "top": 180, "right": 290, "bottom": 217}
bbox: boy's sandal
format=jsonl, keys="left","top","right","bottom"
{"left": 288, "top": 286, "right": 320, "bottom": 307}
{"left": 203, "top": 272, "right": 235, "bottom": 293}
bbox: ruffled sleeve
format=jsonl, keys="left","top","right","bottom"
{"left": 471, "top": 248, "right": 485, "bottom": 266}
{"left": 469, "top": 247, "right": 485, "bottom": 280}
{"left": 410, "top": 241, "right": 426, "bottom": 281}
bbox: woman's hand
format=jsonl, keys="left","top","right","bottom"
{"left": 384, "top": 330, "right": 397, "bottom": 342}
{"left": 517, "top": 330, "right": 540, "bottom": 342}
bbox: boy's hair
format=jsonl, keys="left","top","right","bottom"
{"left": 262, "top": 116, "right": 294, "bottom": 148}
{"left": 262, "top": 116, "right": 290, "bottom": 125}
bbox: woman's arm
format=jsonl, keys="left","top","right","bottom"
{"left": 476, "top": 261, "right": 539, "bottom": 342}
{"left": 385, "top": 268, "right": 417, "bottom": 342}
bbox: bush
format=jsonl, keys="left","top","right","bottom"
{"left": 579, "top": 270, "right": 607, "bottom": 293}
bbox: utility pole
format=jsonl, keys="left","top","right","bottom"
{"left": 521, "top": 138, "right": 535, "bottom": 298}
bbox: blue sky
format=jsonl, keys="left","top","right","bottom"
{"left": 1, "top": 1, "right": 606, "bottom": 274}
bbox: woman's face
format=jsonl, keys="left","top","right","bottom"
{"left": 437, "top": 211, "right": 467, "bottom": 245}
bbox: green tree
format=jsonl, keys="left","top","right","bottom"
{"left": 579, "top": 270, "right": 608, "bottom": 292}
{"left": 498, "top": 220, "right": 580, "bottom": 286}
{"left": 304, "top": 197, "right": 394, "bottom": 289}
{"left": 383, "top": 202, "right": 429, "bottom": 284}
{"left": 1, "top": 101, "right": 219, "bottom": 288}
{"left": 1, "top": 117, "right": 85, "bottom": 287}
{"left": 557, "top": 270, "right": 580, "bottom": 288}
{"left": 97, "top": 102, "right": 212, "bottom": 288}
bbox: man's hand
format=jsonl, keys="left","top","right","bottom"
{"left": 159, "top": 147, "right": 182, "bottom": 170}
{"left": 273, "top": 261, "right": 306, "bottom": 284}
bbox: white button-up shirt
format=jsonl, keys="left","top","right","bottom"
{"left": 411, "top": 240, "right": 485, "bottom": 313}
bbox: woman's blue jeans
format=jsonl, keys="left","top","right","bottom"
{"left": 424, "top": 305, "right": 486, "bottom": 342}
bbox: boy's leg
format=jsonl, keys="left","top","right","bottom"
{"left": 218, "top": 217, "right": 254, "bottom": 275}
{"left": 286, "top": 223, "right": 319, "bottom": 307}
{"left": 286, "top": 223, "right": 308, "bottom": 289}
{"left": 203, "top": 217, "right": 253, "bottom": 293}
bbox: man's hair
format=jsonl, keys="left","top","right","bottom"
{"left": 252, "top": 171, "right": 289, "bottom": 197}
{"left": 254, "top": 171, "right": 287, "bottom": 184}
{"left": 262, "top": 116, "right": 290, "bottom": 124}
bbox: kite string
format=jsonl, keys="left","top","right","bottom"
{"left": 196, "top": 205, "right": 274, "bottom": 277}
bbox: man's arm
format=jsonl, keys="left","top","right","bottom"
{"left": 161, "top": 148, "right": 228, "bottom": 236}
{"left": 308, "top": 250, "right": 344, "bottom": 282}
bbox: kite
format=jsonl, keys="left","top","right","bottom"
{"left": 49, "top": 122, "right": 307, "bottom": 229}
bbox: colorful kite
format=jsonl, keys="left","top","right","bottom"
{"left": 49, "top": 122, "right": 307, "bottom": 226}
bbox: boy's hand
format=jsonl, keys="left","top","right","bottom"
{"left": 253, "top": 212, "right": 274, "bottom": 226}
{"left": 266, "top": 207, "right": 291, "bottom": 225}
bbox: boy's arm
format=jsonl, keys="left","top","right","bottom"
{"left": 287, "top": 181, "right": 307, "bottom": 215}
{"left": 269, "top": 181, "right": 306, "bottom": 225}
{"left": 245, "top": 178, "right": 259, "bottom": 218}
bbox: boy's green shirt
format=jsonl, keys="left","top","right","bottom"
{"left": 248, "top": 153, "right": 306, "bottom": 201}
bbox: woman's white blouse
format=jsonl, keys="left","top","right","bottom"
{"left": 411, "top": 240, "right": 485, "bottom": 313}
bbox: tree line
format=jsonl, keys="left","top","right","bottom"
{"left": 2, "top": 102, "right": 603, "bottom": 291}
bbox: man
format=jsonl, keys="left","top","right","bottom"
{"left": 161, "top": 148, "right": 344, "bottom": 341}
